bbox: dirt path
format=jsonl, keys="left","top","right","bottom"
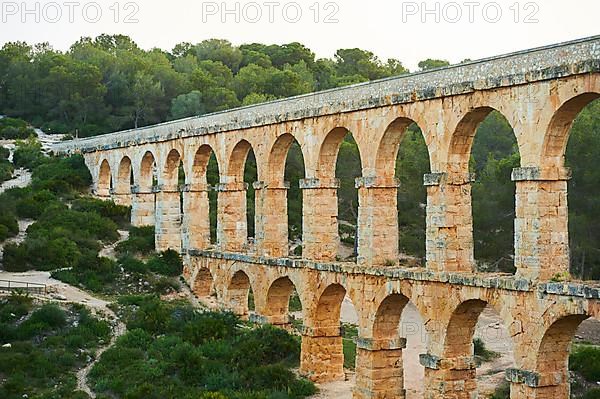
{"left": 0, "top": 167, "right": 31, "bottom": 194}
{"left": 99, "top": 230, "right": 130, "bottom": 260}
{"left": 76, "top": 313, "right": 126, "bottom": 397}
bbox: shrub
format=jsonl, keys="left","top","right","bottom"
{"left": 71, "top": 197, "right": 130, "bottom": 226}
{"left": 116, "top": 226, "right": 155, "bottom": 256}
{"left": 490, "top": 382, "right": 510, "bottom": 399}
{"left": 474, "top": 338, "right": 499, "bottom": 362}
{"left": 233, "top": 325, "right": 300, "bottom": 367}
{"left": 120, "top": 256, "right": 149, "bottom": 274}
{"left": 584, "top": 389, "right": 600, "bottom": 399}
{"left": 0, "top": 160, "right": 13, "bottom": 183}
{"left": 13, "top": 137, "right": 45, "bottom": 169}
{"left": 147, "top": 250, "right": 183, "bottom": 277}
{"left": 182, "top": 312, "right": 239, "bottom": 345}
{"left": 570, "top": 345, "right": 600, "bottom": 382}
{"left": 0, "top": 211, "right": 18, "bottom": 241}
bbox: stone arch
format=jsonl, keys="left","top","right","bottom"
{"left": 263, "top": 276, "right": 301, "bottom": 324}
{"left": 226, "top": 270, "right": 253, "bottom": 317}
{"left": 542, "top": 92, "right": 600, "bottom": 169}
{"left": 313, "top": 283, "right": 348, "bottom": 329}
{"left": 372, "top": 293, "right": 410, "bottom": 339}
{"left": 375, "top": 117, "right": 430, "bottom": 177}
{"left": 443, "top": 299, "right": 488, "bottom": 358}
{"left": 528, "top": 313, "right": 589, "bottom": 397}
{"left": 267, "top": 133, "right": 306, "bottom": 185}
{"left": 227, "top": 139, "right": 255, "bottom": 182}
{"left": 447, "top": 106, "right": 518, "bottom": 174}
{"left": 317, "top": 127, "right": 362, "bottom": 179}
{"left": 116, "top": 155, "right": 133, "bottom": 193}
{"left": 192, "top": 144, "right": 218, "bottom": 185}
{"left": 162, "top": 148, "right": 183, "bottom": 190}
{"left": 97, "top": 159, "right": 112, "bottom": 196}
{"left": 193, "top": 267, "right": 214, "bottom": 298}
{"left": 139, "top": 151, "right": 156, "bottom": 190}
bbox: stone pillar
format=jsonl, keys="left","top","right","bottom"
{"left": 356, "top": 176, "right": 400, "bottom": 266}
{"left": 131, "top": 186, "right": 155, "bottom": 227}
{"left": 217, "top": 182, "right": 248, "bottom": 253}
{"left": 155, "top": 186, "right": 182, "bottom": 252}
{"left": 254, "top": 181, "right": 290, "bottom": 258}
{"left": 181, "top": 183, "right": 211, "bottom": 251}
{"left": 111, "top": 188, "right": 132, "bottom": 207}
{"left": 421, "top": 354, "right": 477, "bottom": 399}
{"left": 353, "top": 337, "right": 406, "bottom": 399}
{"left": 300, "top": 178, "right": 340, "bottom": 262}
{"left": 300, "top": 324, "right": 344, "bottom": 383}
{"left": 424, "top": 172, "right": 475, "bottom": 273}
{"left": 512, "top": 167, "right": 570, "bottom": 281}
{"left": 506, "top": 368, "right": 568, "bottom": 399}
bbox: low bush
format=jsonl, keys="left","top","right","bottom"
{"left": 116, "top": 226, "right": 155, "bottom": 256}
{"left": 584, "top": 389, "right": 600, "bottom": 399}
{"left": 0, "top": 300, "right": 109, "bottom": 399}
{"left": 570, "top": 344, "right": 600, "bottom": 382}
{"left": 490, "top": 382, "right": 510, "bottom": 399}
{"left": 146, "top": 250, "right": 183, "bottom": 277}
{"left": 0, "top": 211, "right": 18, "bottom": 241}
{"left": 474, "top": 337, "right": 499, "bottom": 363}
{"left": 71, "top": 197, "right": 130, "bottom": 226}
{"left": 89, "top": 298, "right": 315, "bottom": 399}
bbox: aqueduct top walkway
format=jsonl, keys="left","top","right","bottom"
{"left": 54, "top": 35, "right": 600, "bottom": 399}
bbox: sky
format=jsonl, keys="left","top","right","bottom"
{"left": 0, "top": 0, "right": 598, "bottom": 70}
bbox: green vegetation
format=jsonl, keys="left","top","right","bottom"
{"left": 0, "top": 117, "right": 36, "bottom": 139}
{"left": 0, "top": 293, "right": 110, "bottom": 399}
{"left": 342, "top": 323, "right": 358, "bottom": 370}
{"left": 490, "top": 382, "right": 510, "bottom": 399}
{"left": 473, "top": 337, "right": 499, "bottom": 363}
{"left": 0, "top": 145, "right": 14, "bottom": 184}
{"left": 0, "top": 36, "right": 411, "bottom": 137}
{"left": 89, "top": 295, "right": 316, "bottom": 398}
{"left": 115, "top": 226, "right": 156, "bottom": 256}
{"left": 570, "top": 344, "right": 600, "bottom": 382}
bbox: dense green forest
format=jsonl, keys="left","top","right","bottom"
{"left": 0, "top": 36, "right": 415, "bottom": 136}
{"left": 0, "top": 35, "right": 599, "bottom": 279}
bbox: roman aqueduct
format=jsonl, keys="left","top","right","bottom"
{"left": 55, "top": 36, "right": 600, "bottom": 398}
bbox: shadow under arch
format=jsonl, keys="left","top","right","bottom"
{"left": 360, "top": 292, "right": 430, "bottom": 398}
{"left": 447, "top": 106, "right": 520, "bottom": 173}
{"left": 228, "top": 139, "right": 256, "bottom": 182}
{"left": 301, "top": 282, "right": 358, "bottom": 383}
{"left": 317, "top": 126, "right": 363, "bottom": 180}
{"left": 527, "top": 313, "right": 589, "bottom": 398}
{"left": 375, "top": 117, "right": 431, "bottom": 176}
{"left": 116, "top": 155, "right": 133, "bottom": 193}
{"left": 97, "top": 159, "right": 112, "bottom": 196}
{"left": 267, "top": 133, "right": 307, "bottom": 185}
{"left": 226, "top": 270, "right": 253, "bottom": 318}
{"left": 193, "top": 267, "right": 214, "bottom": 298}
{"left": 543, "top": 92, "right": 600, "bottom": 167}
{"left": 263, "top": 276, "right": 302, "bottom": 325}
{"left": 139, "top": 150, "right": 157, "bottom": 190}
{"left": 192, "top": 144, "right": 219, "bottom": 185}
{"left": 263, "top": 133, "right": 306, "bottom": 257}
{"left": 436, "top": 298, "right": 516, "bottom": 398}
{"left": 162, "top": 148, "right": 182, "bottom": 190}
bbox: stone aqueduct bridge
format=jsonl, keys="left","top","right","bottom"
{"left": 55, "top": 37, "right": 600, "bottom": 398}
